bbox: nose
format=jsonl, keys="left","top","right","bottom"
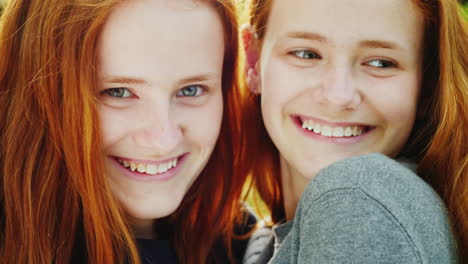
{"left": 316, "top": 64, "right": 361, "bottom": 111}
{"left": 133, "top": 102, "right": 182, "bottom": 156}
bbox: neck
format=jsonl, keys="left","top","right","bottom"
{"left": 280, "top": 157, "right": 312, "bottom": 221}
{"left": 128, "top": 217, "right": 155, "bottom": 239}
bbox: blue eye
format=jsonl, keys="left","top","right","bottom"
{"left": 102, "top": 88, "right": 133, "bottom": 98}
{"left": 290, "top": 50, "right": 321, "bottom": 60}
{"left": 177, "top": 85, "right": 203, "bottom": 97}
{"left": 366, "top": 59, "right": 396, "bottom": 69}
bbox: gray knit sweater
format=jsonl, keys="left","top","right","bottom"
{"left": 243, "top": 154, "right": 458, "bottom": 264}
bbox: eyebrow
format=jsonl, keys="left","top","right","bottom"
{"left": 102, "top": 73, "right": 219, "bottom": 86}
{"left": 177, "top": 73, "right": 219, "bottom": 85}
{"left": 285, "top": 31, "right": 327, "bottom": 43}
{"left": 102, "top": 76, "right": 149, "bottom": 86}
{"left": 283, "top": 31, "right": 403, "bottom": 51}
{"left": 358, "top": 40, "right": 403, "bottom": 50}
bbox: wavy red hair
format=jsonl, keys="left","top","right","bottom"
{"left": 0, "top": 0, "right": 245, "bottom": 263}
{"left": 239, "top": 0, "right": 468, "bottom": 259}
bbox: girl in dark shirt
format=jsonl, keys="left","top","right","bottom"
{"left": 0, "top": 0, "right": 251, "bottom": 263}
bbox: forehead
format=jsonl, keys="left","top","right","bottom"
{"left": 265, "top": 0, "right": 423, "bottom": 48}
{"left": 98, "top": 0, "right": 224, "bottom": 81}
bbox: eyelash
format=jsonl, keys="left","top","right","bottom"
{"left": 176, "top": 85, "right": 205, "bottom": 97}
{"left": 101, "top": 87, "right": 134, "bottom": 98}
{"left": 289, "top": 49, "right": 322, "bottom": 60}
{"left": 101, "top": 85, "right": 206, "bottom": 99}
{"left": 364, "top": 59, "right": 397, "bottom": 69}
{"left": 289, "top": 50, "right": 398, "bottom": 71}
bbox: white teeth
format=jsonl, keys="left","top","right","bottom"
{"left": 356, "top": 128, "right": 363, "bottom": 136}
{"left": 130, "top": 162, "right": 137, "bottom": 171}
{"left": 137, "top": 163, "right": 146, "bottom": 173}
{"left": 344, "top": 127, "right": 353, "bottom": 137}
{"left": 158, "top": 163, "right": 168, "bottom": 174}
{"left": 352, "top": 127, "right": 363, "bottom": 136}
{"left": 332, "top": 127, "right": 344, "bottom": 137}
{"left": 302, "top": 120, "right": 315, "bottom": 131}
{"left": 321, "top": 126, "right": 333, "bottom": 137}
{"left": 119, "top": 158, "right": 179, "bottom": 175}
{"left": 313, "top": 124, "right": 321, "bottom": 134}
{"left": 146, "top": 164, "right": 158, "bottom": 175}
{"left": 301, "top": 120, "right": 365, "bottom": 138}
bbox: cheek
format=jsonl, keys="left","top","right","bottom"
{"left": 98, "top": 106, "right": 136, "bottom": 148}
{"left": 260, "top": 67, "right": 282, "bottom": 130}
{"left": 261, "top": 59, "right": 303, "bottom": 118}
{"left": 180, "top": 95, "right": 224, "bottom": 148}
{"left": 367, "top": 75, "right": 420, "bottom": 155}
{"left": 373, "top": 75, "right": 419, "bottom": 127}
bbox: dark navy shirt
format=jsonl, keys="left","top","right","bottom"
{"left": 136, "top": 239, "right": 178, "bottom": 264}
{"left": 65, "top": 208, "right": 257, "bottom": 263}
{"left": 136, "top": 209, "right": 257, "bottom": 264}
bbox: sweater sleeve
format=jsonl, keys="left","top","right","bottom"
{"left": 296, "top": 189, "right": 421, "bottom": 263}
{"left": 285, "top": 153, "right": 457, "bottom": 264}
{"left": 269, "top": 154, "right": 457, "bottom": 264}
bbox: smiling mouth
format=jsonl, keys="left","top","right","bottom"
{"left": 116, "top": 156, "right": 179, "bottom": 175}
{"left": 295, "top": 116, "right": 373, "bottom": 138}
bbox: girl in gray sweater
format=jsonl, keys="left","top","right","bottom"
{"left": 238, "top": 0, "right": 468, "bottom": 262}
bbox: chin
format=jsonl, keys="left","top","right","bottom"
{"left": 133, "top": 209, "right": 175, "bottom": 220}
{"left": 122, "top": 195, "right": 184, "bottom": 220}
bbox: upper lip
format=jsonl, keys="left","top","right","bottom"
{"left": 295, "top": 114, "right": 371, "bottom": 128}
{"left": 113, "top": 153, "right": 186, "bottom": 165}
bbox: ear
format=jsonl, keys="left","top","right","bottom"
{"left": 241, "top": 24, "right": 261, "bottom": 94}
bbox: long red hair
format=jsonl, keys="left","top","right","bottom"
{"left": 239, "top": 0, "right": 468, "bottom": 259}
{"left": 0, "top": 0, "right": 245, "bottom": 263}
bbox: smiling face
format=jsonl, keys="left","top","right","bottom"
{"left": 256, "top": 0, "right": 424, "bottom": 186}
{"left": 97, "top": 0, "right": 225, "bottom": 238}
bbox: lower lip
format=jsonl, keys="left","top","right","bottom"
{"left": 292, "top": 116, "right": 373, "bottom": 144}
{"left": 110, "top": 154, "right": 188, "bottom": 182}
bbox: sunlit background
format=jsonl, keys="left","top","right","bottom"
{"left": 0, "top": 0, "right": 466, "bottom": 224}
